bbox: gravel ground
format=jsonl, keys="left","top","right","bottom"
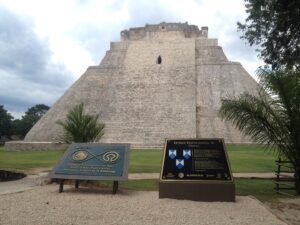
{"left": 0, "top": 184, "right": 287, "bottom": 225}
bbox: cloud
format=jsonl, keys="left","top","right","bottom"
{"left": 68, "top": 0, "right": 259, "bottom": 75}
{"left": 69, "top": 0, "right": 180, "bottom": 62}
{"left": 0, "top": 0, "right": 261, "bottom": 118}
{"left": 210, "top": 13, "right": 263, "bottom": 76}
{"left": 0, "top": 7, "right": 74, "bottom": 118}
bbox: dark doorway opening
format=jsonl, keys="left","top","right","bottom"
{"left": 157, "top": 55, "right": 162, "bottom": 64}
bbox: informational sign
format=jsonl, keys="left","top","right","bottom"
{"left": 161, "top": 139, "right": 232, "bottom": 181}
{"left": 49, "top": 143, "right": 130, "bottom": 181}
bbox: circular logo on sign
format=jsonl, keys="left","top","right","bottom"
{"left": 178, "top": 172, "right": 184, "bottom": 179}
{"left": 102, "top": 151, "right": 119, "bottom": 163}
{"left": 72, "top": 150, "right": 88, "bottom": 161}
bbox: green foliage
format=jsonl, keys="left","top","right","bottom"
{"left": 219, "top": 68, "right": 300, "bottom": 194}
{"left": 12, "top": 104, "right": 50, "bottom": 138}
{"left": 57, "top": 103, "right": 105, "bottom": 143}
{"left": 10, "top": 119, "right": 23, "bottom": 137}
{"left": 238, "top": 0, "right": 300, "bottom": 69}
{"left": 0, "top": 105, "right": 13, "bottom": 138}
{"left": 25, "top": 104, "right": 50, "bottom": 117}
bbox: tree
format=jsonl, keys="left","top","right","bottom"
{"left": 0, "top": 105, "right": 13, "bottom": 138}
{"left": 13, "top": 104, "right": 50, "bottom": 138}
{"left": 25, "top": 104, "right": 50, "bottom": 117}
{"left": 10, "top": 119, "right": 23, "bottom": 137}
{"left": 219, "top": 68, "right": 300, "bottom": 194}
{"left": 237, "top": 0, "right": 300, "bottom": 70}
{"left": 57, "top": 103, "right": 105, "bottom": 143}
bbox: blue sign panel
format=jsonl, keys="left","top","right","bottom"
{"left": 51, "top": 143, "right": 130, "bottom": 180}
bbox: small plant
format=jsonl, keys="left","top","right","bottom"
{"left": 57, "top": 103, "right": 104, "bottom": 143}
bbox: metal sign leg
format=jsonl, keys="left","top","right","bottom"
{"left": 113, "top": 181, "right": 118, "bottom": 194}
{"left": 75, "top": 180, "right": 79, "bottom": 189}
{"left": 59, "top": 179, "right": 64, "bottom": 193}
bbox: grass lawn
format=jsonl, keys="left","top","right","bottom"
{"left": 227, "top": 144, "right": 277, "bottom": 173}
{"left": 0, "top": 148, "right": 64, "bottom": 171}
{"left": 76, "top": 178, "right": 284, "bottom": 202}
{"left": 0, "top": 144, "right": 277, "bottom": 173}
{"left": 130, "top": 145, "right": 277, "bottom": 173}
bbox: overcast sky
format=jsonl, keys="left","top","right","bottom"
{"left": 0, "top": 0, "right": 262, "bottom": 118}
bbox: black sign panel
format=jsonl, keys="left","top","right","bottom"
{"left": 161, "top": 139, "right": 232, "bottom": 181}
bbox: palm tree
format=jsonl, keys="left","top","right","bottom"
{"left": 57, "top": 103, "right": 105, "bottom": 143}
{"left": 219, "top": 68, "right": 300, "bottom": 194}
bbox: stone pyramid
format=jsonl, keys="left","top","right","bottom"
{"left": 24, "top": 22, "right": 259, "bottom": 148}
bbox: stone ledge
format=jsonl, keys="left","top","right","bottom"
{"left": 4, "top": 141, "right": 69, "bottom": 151}
{"left": 4, "top": 141, "right": 163, "bottom": 151}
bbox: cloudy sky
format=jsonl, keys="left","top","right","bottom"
{"left": 0, "top": 0, "right": 262, "bottom": 118}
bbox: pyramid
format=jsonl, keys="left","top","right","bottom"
{"left": 23, "top": 22, "right": 259, "bottom": 148}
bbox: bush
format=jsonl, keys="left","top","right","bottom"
{"left": 57, "top": 103, "right": 105, "bottom": 143}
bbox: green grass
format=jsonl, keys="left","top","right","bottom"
{"left": 0, "top": 148, "right": 64, "bottom": 171}
{"left": 235, "top": 178, "right": 283, "bottom": 202}
{"left": 227, "top": 144, "right": 277, "bottom": 172}
{"left": 0, "top": 144, "right": 277, "bottom": 173}
{"left": 129, "top": 145, "right": 277, "bottom": 173}
{"left": 129, "top": 149, "right": 162, "bottom": 173}
{"left": 74, "top": 178, "right": 286, "bottom": 202}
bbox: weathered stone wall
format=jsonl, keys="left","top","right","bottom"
{"left": 101, "top": 39, "right": 196, "bottom": 147}
{"left": 121, "top": 22, "right": 208, "bottom": 41}
{"left": 17, "top": 22, "right": 261, "bottom": 150}
{"left": 195, "top": 37, "right": 259, "bottom": 143}
{"left": 196, "top": 63, "right": 258, "bottom": 143}
{"left": 5, "top": 141, "right": 69, "bottom": 151}
{"left": 25, "top": 32, "right": 197, "bottom": 148}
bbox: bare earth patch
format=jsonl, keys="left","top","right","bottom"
{"left": 265, "top": 198, "right": 300, "bottom": 225}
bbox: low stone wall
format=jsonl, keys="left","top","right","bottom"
{"left": 4, "top": 141, "right": 69, "bottom": 151}
{"left": 4, "top": 140, "right": 256, "bottom": 151}
{"left": 4, "top": 141, "right": 163, "bottom": 151}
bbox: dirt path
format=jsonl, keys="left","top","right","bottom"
{"left": 265, "top": 198, "right": 300, "bottom": 225}
{"left": 0, "top": 184, "right": 288, "bottom": 225}
{"left": 1, "top": 171, "right": 299, "bottom": 225}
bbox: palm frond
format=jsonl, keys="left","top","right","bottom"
{"left": 219, "top": 68, "right": 300, "bottom": 169}
{"left": 56, "top": 103, "right": 105, "bottom": 143}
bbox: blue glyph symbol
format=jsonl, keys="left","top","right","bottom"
{"left": 183, "top": 149, "right": 191, "bottom": 159}
{"left": 169, "top": 149, "right": 177, "bottom": 159}
{"left": 176, "top": 159, "right": 184, "bottom": 169}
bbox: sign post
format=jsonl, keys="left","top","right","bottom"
{"left": 49, "top": 143, "right": 130, "bottom": 194}
{"left": 159, "top": 139, "right": 235, "bottom": 202}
